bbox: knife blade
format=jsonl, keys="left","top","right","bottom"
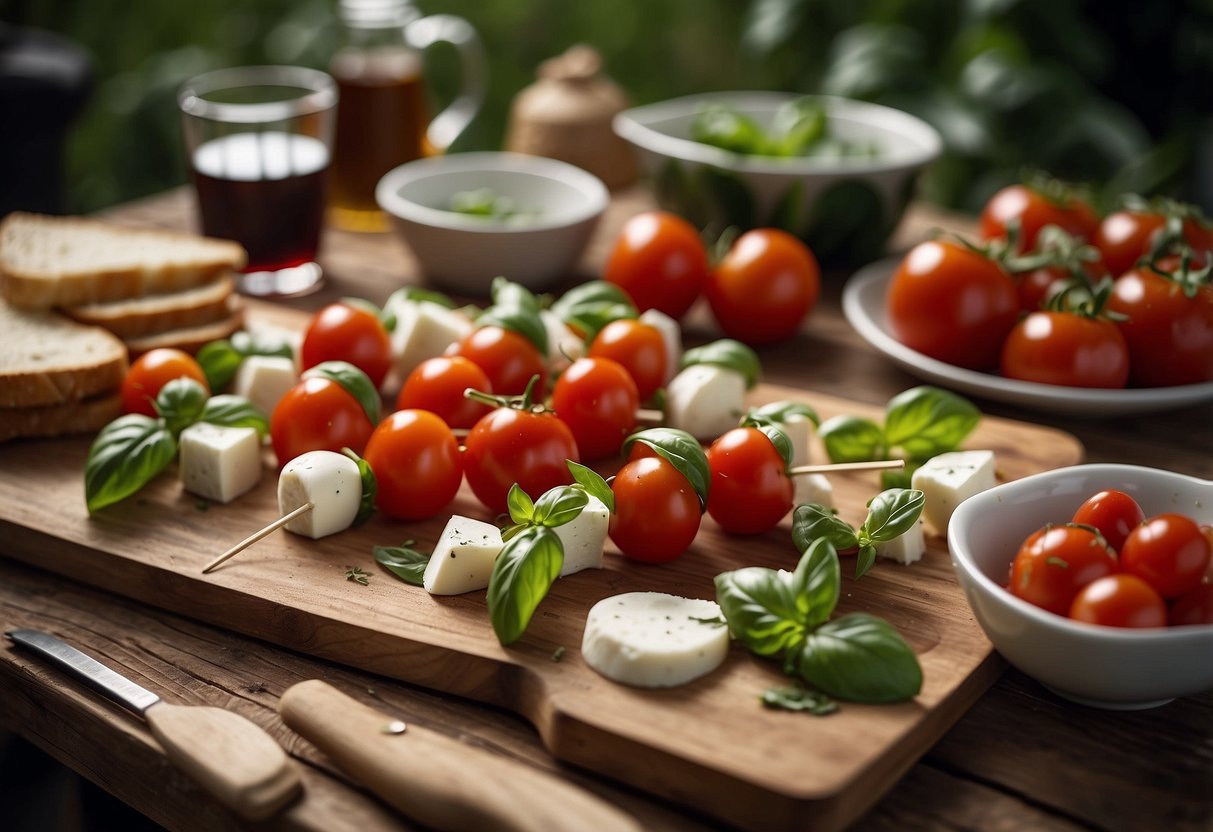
{"left": 6, "top": 628, "right": 301, "bottom": 821}
{"left": 279, "top": 679, "right": 643, "bottom": 832}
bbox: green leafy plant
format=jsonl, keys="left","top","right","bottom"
{"left": 791, "top": 489, "right": 925, "bottom": 579}
{"left": 549, "top": 281, "right": 637, "bottom": 342}
{"left": 487, "top": 526, "right": 564, "bottom": 646}
{"left": 374, "top": 540, "right": 430, "bottom": 586}
{"left": 196, "top": 330, "right": 294, "bottom": 392}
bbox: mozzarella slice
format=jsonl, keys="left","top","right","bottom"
{"left": 179, "top": 423, "right": 262, "bottom": 504}
{"left": 875, "top": 518, "right": 927, "bottom": 565}
{"left": 278, "top": 450, "right": 362, "bottom": 539}
{"left": 665, "top": 364, "right": 746, "bottom": 441}
{"left": 911, "top": 450, "right": 997, "bottom": 536}
{"left": 390, "top": 301, "right": 473, "bottom": 382}
{"left": 638, "top": 308, "right": 681, "bottom": 384}
{"left": 793, "top": 472, "right": 833, "bottom": 510}
{"left": 423, "top": 515, "right": 505, "bottom": 595}
{"left": 555, "top": 495, "right": 609, "bottom": 577}
{"left": 540, "top": 309, "right": 586, "bottom": 374}
{"left": 582, "top": 592, "right": 730, "bottom": 688}
{"left": 234, "top": 355, "right": 297, "bottom": 420}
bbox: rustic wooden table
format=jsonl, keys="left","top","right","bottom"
{"left": 1, "top": 186, "right": 1210, "bottom": 831}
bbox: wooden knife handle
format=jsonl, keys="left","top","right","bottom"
{"left": 279, "top": 679, "right": 641, "bottom": 832}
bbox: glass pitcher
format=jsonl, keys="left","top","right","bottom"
{"left": 328, "top": 0, "right": 485, "bottom": 232}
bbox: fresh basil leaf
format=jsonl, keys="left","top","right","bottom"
{"left": 761, "top": 682, "right": 838, "bottom": 715}
{"left": 303, "top": 361, "right": 381, "bottom": 425}
{"left": 794, "top": 613, "right": 922, "bottom": 704}
{"left": 860, "top": 489, "right": 925, "bottom": 545}
{"left": 196, "top": 340, "right": 243, "bottom": 392}
{"left": 744, "top": 400, "right": 820, "bottom": 429}
{"left": 681, "top": 339, "right": 761, "bottom": 389}
{"left": 854, "top": 545, "right": 878, "bottom": 580}
{"left": 817, "top": 415, "right": 885, "bottom": 463}
{"left": 622, "top": 427, "right": 711, "bottom": 510}
{"left": 487, "top": 526, "right": 564, "bottom": 646}
{"left": 791, "top": 503, "right": 859, "bottom": 553}
{"left": 476, "top": 305, "right": 549, "bottom": 357}
{"left": 532, "top": 486, "right": 588, "bottom": 528}
{"left": 507, "top": 483, "right": 536, "bottom": 525}
{"left": 374, "top": 541, "right": 429, "bottom": 586}
{"left": 342, "top": 448, "right": 377, "bottom": 526}
{"left": 84, "top": 414, "right": 177, "bottom": 513}
{"left": 391, "top": 286, "right": 457, "bottom": 309}
{"left": 714, "top": 566, "right": 807, "bottom": 657}
{"left": 567, "top": 460, "right": 614, "bottom": 513}
{"left": 755, "top": 424, "right": 793, "bottom": 468}
{"left": 550, "top": 281, "right": 637, "bottom": 341}
{"left": 155, "top": 378, "right": 209, "bottom": 436}
{"left": 883, "top": 386, "right": 980, "bottom": 459}
{"left": 199, "top": 395, "right": 269, "bottom": 437}
{"left": 230, "top": 329, "right": 294, "bottom": 360}
{"left": 491, "top": 276, "right": 542, "bottom": 312}
{"left": 881, "top": 467, "right": 915, "bottom": 490}
{"left": 792, "top": 538, "right": 840, "bottom": 629}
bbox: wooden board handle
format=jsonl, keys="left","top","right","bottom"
{"left": 279, "top": 679, "right": 642, "bottom": 832}
{"left": 145, "top": 702, "right": 301, "bottom": 821}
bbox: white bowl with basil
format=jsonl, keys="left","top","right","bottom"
{"left": 376, "top": 152, "right": 608, "bottom": 296}
{"left": 614, "top": 92, "right": 941, "bottom": 265}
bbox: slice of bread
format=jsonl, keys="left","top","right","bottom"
{"left": 0, "top": 298, "right": 129, "bottom": 408}
{"left": 0, "top": 391, "right": 123, "bottom": 443}
{"left": 124, "top": 299, "right": 245, "bottom": 356}
{"left": 63, "top": 272, "right": 236, "bottom": 339}
{"left": 0, "top": 212, "right": 247, "bottom": 309}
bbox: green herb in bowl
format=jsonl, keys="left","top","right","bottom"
{"left": 448, "top": 188, "right": 540, "bottom": 222}
{"left": 691, "top": 97, "right": 878, "bottom": 160}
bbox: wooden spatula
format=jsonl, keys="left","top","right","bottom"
{"left": 280, "top": 679, "right": 643, "bottom": 832}
{"left": 6, "top": 628, "right": 301, "bottom": 820}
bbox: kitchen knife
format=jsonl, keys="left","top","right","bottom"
{"left": 6, "top": 628, "right": 301, "bottom": 820}
{"left": 279, "top": 679, "right": 643, "bottom": 832}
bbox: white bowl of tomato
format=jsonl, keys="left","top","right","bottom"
{"left": 948, "top": 463, "right": 1213, "bottom": 709}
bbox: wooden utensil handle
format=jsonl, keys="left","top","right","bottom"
{"left": 279, "top": 679, "right": 641, "bottom": 832}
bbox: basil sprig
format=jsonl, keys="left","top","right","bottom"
{"left": 818, "top": 386, "right": 979, "bottom": 488}
{"left": 156, "top": 378, "right": 209, "bottom": 436}
{"left": 621, "top": 427, "right": 711, "bottom": 511}
{"left": 487, "top": 526, "right": 564, "bottom": 646}
{"left": 342, "top": 448, "right": 378, "bottom": 527}
{"left": 199, "top": 395, "right": 270, "bottom": 437}
{"left": 476, "top": 277, "right": 549, "bottom": 357}
{"left": 84, "top": 414, "right": 177, "bottom": 513}
{"left": 681, "top": 339, "right": 761, "bottom": 389}
{"left": 791, "top": 489, "right": 925, "bottom": 579}
{"left": 374, "top": 540, "right": 430, "bottom": 586}
{"left": 549, "top": 280, "right": 637, "bottom": 342}
{"left": 715, "top": 538, "right": 922, "bottom": 708}
{"left": 196, "top": 329, "right": 293, "bottom": 391}
{"left": 385, "top": 285, "right": 457, "bottom": 310}
{"left": 743, "top": 401, "right": 820, "bottom": 431}
{"left": 303, "top": 361, "right": 381, "bottom": 425}
{"left": 502, "top": 461, "right": 613, "bottom": 542}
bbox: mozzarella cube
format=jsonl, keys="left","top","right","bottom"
{"left": 582, "top": 592, "right": 730, "bottom": 688}
{"left": 782, "top": 413, "right": 813, "bottom": 468}
{"left": 638, "top": 308, "right": 682, "bottom": 384}
{"left": 540, "top": 309, "right": 585, "bottom": 374}
{"left": 911, "top": 450, "right": 997, "bottom": 536}
{"left": 390, "top": 301, "right": 473, "bottom": 381}
{"left": 555, "top": 495, "right": 609, "bottom": 576}
{"left": 423, "top": 515, "right": 505, "bottom": 595}
{"left": 234, "top": 356, "right": 297, "bottom": 420}
{"left": 179, "top": 423, "right": 262, "bottom": 504}
{"left": 875, "top": 518, "right": 926, "bottom": 565}
{"left": 278, "top": 450, "right": 362, "bottom": 539}
{"left": 793, "top": 472, "right": 834, "bottom": 510}
{"left": 665, "top": 364, "right": 746, "bottom": 441}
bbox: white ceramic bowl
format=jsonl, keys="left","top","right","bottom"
{"left": 613, "top": 91, "right": 942, "bottom": 264}
{"left": 376, "top": 152, "right": 608, "bottom": 296}
{"left": 949, "top": 464, "right": 1213, "bottom": 709}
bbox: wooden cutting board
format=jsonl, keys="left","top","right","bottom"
{"left": 0, "top": 308, "right": 1083, "bottom": 831}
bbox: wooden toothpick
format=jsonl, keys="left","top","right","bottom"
{"left": 201, "top": 501, "right": 314, "bottom": 574}
{"left": 787, "top": 459, "right": 906, "bottom": 476}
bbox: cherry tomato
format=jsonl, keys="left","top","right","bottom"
{"left": 1071, "top": 489, "right": 1145, "bottom": 552}
{"left": 121, "top": 348, "right": 209, "bottom": 417}
{"left": 362, "top": 409, "right": 463, "bottom": 520}
{"left": 609, "top": 456, "right": 702, "bottom": 563}
{"left": 1094, "top": 209, "right": 1213, "bottom": 277}
{"left": 396, "top": 356, "right": 493, "bottom": 429}
{"left": 301, "top": 303, "right": 392, "bottom": 388}
{"left": 448, "top": 326, "right": 547, "bottom": 398}
{"left": 587, "top": 319, "right": 667, "bottom": 401}
{"left": 705, "top": 427, "right": 793, "bottom": 535}
{"left": 550, "top": 357, "right": 639, "bottom": 461}
{"left": 886, "top": 240, "right": 1018, "bottom": 370}
{"left": 1120, "top": 513, "right": 1211, "bottom": 599}
{"left": 1106, "top": 263, "right": 1213, "bottom": 387}
{"left": 1168, "top": 583, "right": 1213, "bottom": 626}
{"left": 462, "top": 407, "right": 578, "bottom": 513}
{"left": 604, "top": 211, "right": 710, "bottom": 319}
{"left": 1000, "top": 311, "right": 1129, "bottom": 388}
{"left": 704, "top": 229, "right": 820, "bottom": 345}
{"left": 270, "top": 376, "right": 375, "bottom": 465}
{"left": 1068, "top": 574, "right": 1167, "bottom": 628}
{"left": 979, "top": 183, "right": 1099, "bottom": 253}
{"left": 1009, "top": 524, "right": 1117, "bottom": 616}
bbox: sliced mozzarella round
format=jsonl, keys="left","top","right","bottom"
{"left": 582, "top": 592, "right": 730, "bottom": 688}
{"left": 277, "top": 450, "right": 362, "bottom": 539}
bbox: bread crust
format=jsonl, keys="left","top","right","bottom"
{"left": 0, "top": 391, "right": 123, "bottom": 443}
{"left": 63, "top": 273, "right": 236, "bottom": 339}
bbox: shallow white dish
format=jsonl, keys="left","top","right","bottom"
{"left": 949, "top": 463, "right": 1213, "bottom": 709}
{"left": 843, "top": 258, "right": 1213, "bottom": 416}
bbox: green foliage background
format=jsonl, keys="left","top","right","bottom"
{"left": 5, "top": 0, "right": 1212, "bottom": 215}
